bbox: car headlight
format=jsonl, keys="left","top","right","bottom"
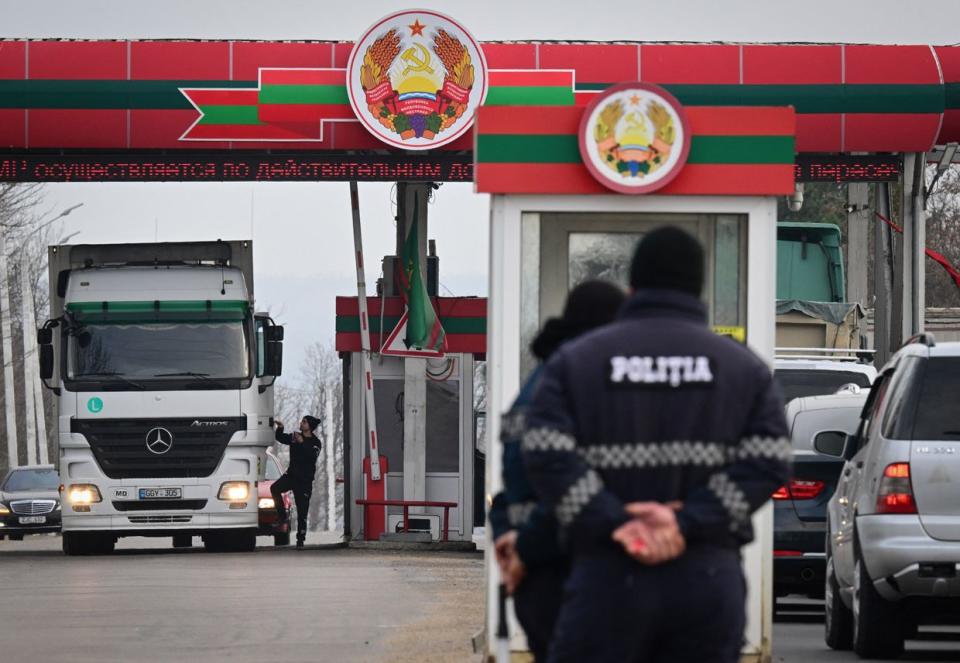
{"left": 66, "top": 484, "right": 102, "bottom": 505}
{"left": 218, "top": 481, "right": 250, "bottom": 502}
{"left": 0, "top": 503, "right": 9, "bottom": 515}
{"left": 258, "top": 497, "right": 275, "bottom": 510}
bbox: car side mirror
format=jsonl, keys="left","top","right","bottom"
{"left": 814, "top": 430, "right": 848, "bottom": 458}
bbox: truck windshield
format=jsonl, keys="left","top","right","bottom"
{"left": 67, "top": 321, "right": 250, "bottom": 383}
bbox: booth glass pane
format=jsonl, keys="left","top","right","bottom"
{"left": 714, "top": 215, "right": 744, "bottom": 327}
{"left": 568, "top": 232, "right": 644, "bottom": 288}
{"left": 426, "top": 380, "right": 460, "bottom": 472}
{"left": 373, "top": 380, "right": 405, "bottom": 469}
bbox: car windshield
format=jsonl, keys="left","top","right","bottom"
{"left": 67, "top": 321, "right": 250, "bottom": 383}
{"left": 3, "top": 468, "right": 59, "bottom": 492}
{"left": 775, "top": 369, "right": 872, "bottom": 403}
{"left": 912, "top": 358, "right": 960, "bottom": 441}
{"left": 265, "top": 459, "right": 282, "bottom": 481}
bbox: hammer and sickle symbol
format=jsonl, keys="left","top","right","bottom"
{"left": 401, "top": 43, "right": 435, "bottom": 76}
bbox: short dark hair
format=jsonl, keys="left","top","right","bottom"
{"left": 629, "top": 226, "right": 705, "bottom": 297}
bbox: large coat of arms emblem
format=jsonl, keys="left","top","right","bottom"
{"left": 579, "top": 83, "right": 691, "bottom": 194}
{"left": 348, "top": 10, "right": 488, "bottom": 150}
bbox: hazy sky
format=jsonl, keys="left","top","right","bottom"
{"left": 3, "top": 0, "right": 957, "bottom": 379}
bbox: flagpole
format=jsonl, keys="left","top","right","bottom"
{"left": 348, "top": 182, "right": 382, "bottom": 481}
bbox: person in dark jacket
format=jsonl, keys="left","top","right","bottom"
{"left": 272, "top": 415, "right": 322, "bottom": 548}
{"left": 523, "top": 227, "right": 791, "bottom": 663}
{"left": 490, "top": 280, "right": 625, "bottom": 662}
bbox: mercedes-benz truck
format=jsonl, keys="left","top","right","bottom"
{"left": 37, "top": 241, "right": 283, "bottom": 555}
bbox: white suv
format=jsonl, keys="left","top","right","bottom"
{"left": 775, "top": 354, "right": 877, "bottom": 404}
{"left": 817, "top": 335, "right": 960, "bottom": 658}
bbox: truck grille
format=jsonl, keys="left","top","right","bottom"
{"left": 113, "top": 500, "right": 207, "bottom": 512}
{"left": 10, "top": 499, "right": 57, "bottom": 515}
{"left": 71, "top": 417, "right": 245, "bottom": 480}
{"left": 128, "top": 515, "right": 193, "bottom": 524}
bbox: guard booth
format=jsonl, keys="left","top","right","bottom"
{"left": 476, "top": 88, "right": 795, "bottom": 660}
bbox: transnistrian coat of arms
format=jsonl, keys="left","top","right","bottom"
{"left": 347, "top": 10, "right": 488, "bottom": 150}
{"left": 578, "top": 83, "right": 691, "bottom": 194}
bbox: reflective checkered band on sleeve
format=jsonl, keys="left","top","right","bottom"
{"left": 555, "top": 470, "right": 603, "bottom": 527}
{"left": 734, "top": 436, "right": 793, "bottom": 462}
{"left": 523, "top": 427, "right": 576, "bottom": 453}
{"left": 578, "top": 441, "right": 728, "bottom": 469}
{"left": 707, "top": 472, "right": 751, "bottom": 533}
{"left": 499, "top": 410, "right": 527, "bottom": 441}
{"left": 507, "top": 501, "right": 537, "bottom": 527}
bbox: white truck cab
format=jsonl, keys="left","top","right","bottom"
{"left": 38, "top": 241, "right": 283, "bottom": 555}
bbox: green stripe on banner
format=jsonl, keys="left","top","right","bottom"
{"left": 0, "top": 80, "right": 254, "bottom": 110}
{"left": 198, "top": 105, "right": 261, "bottom": 125}
{"left": 336, "top": 316, "right": 486, "bottom": 334}
{"left": 946, "top": 83, "right": 960, "bottom": 110}
{"left": 476, "top": 134, "right": 795, "bottom": 165}
{"left": 259, "top": 84, "right": 350, "bottom": 105}
{"left": 484, "top": 86, "right": 575, "bottom": 106}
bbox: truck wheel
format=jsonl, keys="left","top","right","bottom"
{"left": 852, "top": 556, "right": 904, "bottom": 658}
{"left": 63, "top": 531, "right": 111, "bottom": 555}
{"left": 274, "top": 532, "right": 290, "bottom": 546}
{"left": 229, "top": 530, "right": 256, "bottom": 553}
{"left": 824, "top": 556, "right": 853, "bottom": 650}
{"left": 203, "top": 533, "right": 226, "bottom": 553}
{"left": 172, "top": 534, "right": 193, "bottom": 549}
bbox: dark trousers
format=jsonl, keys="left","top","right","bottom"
{"left": 270, "top": 473, "right": 312, "bottom": 541}
{"left": 547, "top": 547, "right": 746, "bottom": 663}
{"left": 513, "top": 561, "right": 568, "bottom": 662}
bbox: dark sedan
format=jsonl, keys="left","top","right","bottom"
{"left": 0, "top": 465, "right": 62, "bottom": 540}
{"left": 774, "top": 392, "right": 866, "bottom": 599}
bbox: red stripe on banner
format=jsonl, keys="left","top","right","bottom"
{"left": 475, "top": 163, "right": 795, "bottom": 196}
{"left": 0, "top": 41, "right": 25, "bottom": 78}
{"left": 844, "top": 113, "right": 941, "bottom": 152}
{"left": 476, "top": 106, "right": 583, "bottom": 135}
{"left": 539, "top": 44, "right": 638, "bottom": 85}
{"left": 335, "top": 297, "right": 487, "bottom": 318}
{"left": 260, "top": 68, "right": 346, "bottom": 86}
{"left": 939, "top": 110, "right": 960, "bottom": 147}
{"left": 29, "top": 41, "right": 126, "bottom": 80}
{"left": 258, "top": 103, "right": 355, "bottom": 123}
{"left": 845, "top": 45, "right": 942, "bottom": 85}
{"left": 232, "top": 42, "right": 334, "bottom": 81}
{"left": 487, "top": 70, "right": 574, "bottom": 88}
{"left": 335, "top": 332, "right": 487, "bottom": 354}
{"left": 0, "top": 110, "right": 25, "bottom": 149}
{"left": 131, "top": 109, "right": 231, "bottom": 149}
{"left": 29, "top": 110, "right": 126, "bottom": 148}
{"left": 686, "top": 106, "right": 795, "bottom": 136}
{"left": 795, "top": 114, "right": 842, "bottom": 153}
{"left": 574, "top": 91, "right": 598, "bottom": 106}
{"left": 183, "top": 122, "right": 322, "bottom": 141}
{"left": 642, "top": 44, "right": 740, "bottom": 84}
{"left": 333, "top": 43, "right": 354, "bottom": 69}
{"left": 131, "top": 42, "right": 230, "bottom": 80}
{"left": 742, "top": 45, "right": 842, "bottom": 85}
{"left": 481, "top": 43, "right": 537, "bottom": 69}
{"left": 184, "top": 89, "right": 259, "bottom": 106}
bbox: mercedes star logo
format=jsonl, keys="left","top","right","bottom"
{"left": 145, "top": 427, "right": 174, "bottom": 455}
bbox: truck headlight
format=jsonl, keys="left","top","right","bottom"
{"left": 258, "top": 497, "right": 275, "bottom": 510}
{"left": 66, "top": 484, "right": 102, "bottom": 505}
{"left": 218, "top": 481, "right": 250, "bottom": 502}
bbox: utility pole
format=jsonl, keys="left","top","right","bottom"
{"left": 21, "top": 259, "right": 44, "bottom": 465}
{"left": 873, "top": 182, "right": 893, "bottom": 368}
{"left": 325, "top": 385, "right": 337, "bottom": 531}
{"left": 0, "top": 227, "right": 18, "bottom": 470}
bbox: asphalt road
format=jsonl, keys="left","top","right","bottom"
{"left": 774, "top": 598, "right": 960, "bottom": 662}
{"left": 0, "top": 534, "right": 484, "bottom": 663}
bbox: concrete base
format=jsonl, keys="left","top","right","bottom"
{"left": 380, "top": 531, "right": 433, "bottom": 543}
{"left": 349, "top": 539, "right": 479, "bottom": 553}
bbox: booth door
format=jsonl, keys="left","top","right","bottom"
{"left": 520, "top": 212, "right": 747, "bottom": 378}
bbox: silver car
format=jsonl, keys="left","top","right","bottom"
{"left": 817, "top": 335, "right": 960, "bottom": 658}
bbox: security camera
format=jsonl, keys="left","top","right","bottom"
{"left": 786, "top": 183, "right": 804, "bottom": 212}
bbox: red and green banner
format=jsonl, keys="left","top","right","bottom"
{"left": 475, "top": 104, "right": 796, "bottom": 195}
{"left": 335, "top": 297, "right": 486, "bottom": 354}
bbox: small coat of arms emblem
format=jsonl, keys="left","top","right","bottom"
{"left": 347, "top": 10, "right": 488, "bottom": 150}
{"left": 579, "top": 83, "right": 691, "bottom": 194}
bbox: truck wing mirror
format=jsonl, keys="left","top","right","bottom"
{"left": 37, "top": 328, "right": 53, "bottom": 345}
{"left": 39, "top": 345, "right": 55, "bottom": 381}
{"left": 813, "top": 430, "right": 847, "bottom": 458}
{"left": 265, "top": 341, "right": 283, "bottom": 377}
{"left": 266, "top": 325, "right": 284, "bottom": 342}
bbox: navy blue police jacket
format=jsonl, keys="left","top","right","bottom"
{"left": 522, "top": 289, "right": 791, "bottom": 553}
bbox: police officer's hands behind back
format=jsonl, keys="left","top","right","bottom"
{"left": 613, "top": 502, "right": 686, "bottom": 565}
{"left": 494, "top": 531, "right": 526, "bottom": 594}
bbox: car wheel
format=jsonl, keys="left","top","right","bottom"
{"left": 172, "top": 534, "right": 193, "bottom": 548}
{"left": 824, "top": 556, "right": 853, "bottom": 650}
{"left": 274, "top": 532, "right": 290, "bottom": 546}
{"left": 852, "top": 555, "right": 904, "bottom": 658}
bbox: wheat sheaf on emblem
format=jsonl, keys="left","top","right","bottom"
{"left": 594, "top": 95, "right": 677, "bottom": 179}
{"left": 359, "top": 25, "right": 476, "bottom": 141}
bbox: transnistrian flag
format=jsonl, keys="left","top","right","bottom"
{"left": 398, "top": 193, "right": 446, "bottom": 353}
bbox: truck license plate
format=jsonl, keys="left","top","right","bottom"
{"left": 19, "top": 516, "right": 46, "bottom": 524}
{"left": 138, "top": 488, "right": 182, "bottom": 500}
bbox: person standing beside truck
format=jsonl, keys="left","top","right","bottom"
{"left": 272, "top": 416, "right": 322, "bottom": 548}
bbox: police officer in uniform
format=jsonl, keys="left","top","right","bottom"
{"left": 523, "top": 227, "right": 791, "bottom": 663}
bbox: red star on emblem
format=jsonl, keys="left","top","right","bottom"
{"left": 629, "top": 94, "right": 641, "bottom": 105}
{"left": 408, "top": 19, "right": 426, "bottom": 36}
